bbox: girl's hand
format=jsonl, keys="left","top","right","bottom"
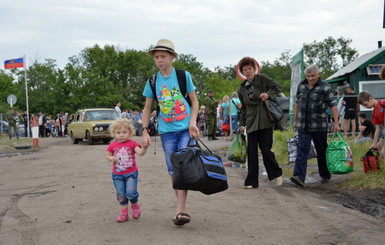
{"left": 142, "top": 134, "right": 151, "bottom": 147}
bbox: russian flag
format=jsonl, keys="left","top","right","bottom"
{"left": 4, "top": 57, "right": 24, "bottom": 69}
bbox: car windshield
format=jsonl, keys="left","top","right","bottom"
{"left": 85, "top": 110, "right": 118, "bottom": 121}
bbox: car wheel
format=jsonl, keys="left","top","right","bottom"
{"left": 70, "top": 132, "right": 79, "bottom": 144}
{"left": 86, "top": 131, "right": 94, "bottom": 145}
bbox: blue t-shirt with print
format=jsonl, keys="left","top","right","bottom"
{"left": 142, "top": 68, "right": 196, "bottom": 134}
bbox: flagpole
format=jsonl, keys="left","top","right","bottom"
{"left": 24, "top": 55, "right": 30, "bottom": 138}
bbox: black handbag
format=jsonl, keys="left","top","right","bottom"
{"left": 260, "top": 77, "right": 283, "bottom": 122}
{"left": 171, "top": 139, "right": 228, "bottom": 195}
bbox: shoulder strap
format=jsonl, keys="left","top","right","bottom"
{"left": 149, "top": 73, "right": 158, "bottom": 104}
{"left": 175, "top": 69, "right": 191, "bottom": 107}
{"left": 231, "top": 99, "right": 240, "bottom": 111}
{"left": 149, "top": 69, "right": 191, "bottom": 107}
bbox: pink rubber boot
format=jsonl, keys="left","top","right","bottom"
{"left": 116, "top": 208, "right": 128, "bottom": 223}
{"left": 131, "top": 203, "right": 141, "bottom": 219}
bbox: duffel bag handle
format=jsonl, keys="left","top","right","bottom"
{"left": 187, "top": 138, "right": 214, "bottom": 154}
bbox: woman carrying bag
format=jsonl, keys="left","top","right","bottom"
{"left": 237, "top": 57, "right": 283, "bottom": 188}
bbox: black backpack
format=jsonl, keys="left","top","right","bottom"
{"left": 149, "top": 69, "right": 192, "bottom": 107}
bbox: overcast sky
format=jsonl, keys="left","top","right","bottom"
{"left": 1, "top": 0, "right": 384, "bottom": 71}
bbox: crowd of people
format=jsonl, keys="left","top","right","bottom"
{"left": 197, "top": 91, "right": 242, "bottom": 141}
{"left": 3, "top": 109, "right": 74, "bottom": 139}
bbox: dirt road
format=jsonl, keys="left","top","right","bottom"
{"left": 1, "top": 137, "right": 384, "bottom": 245}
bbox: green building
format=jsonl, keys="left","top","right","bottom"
{"left": 327, "top": 46, "right": 385, "bottom": 115}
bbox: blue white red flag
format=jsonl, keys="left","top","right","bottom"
{"left": 4, "top": 57, "right": 24, "bottom": 69}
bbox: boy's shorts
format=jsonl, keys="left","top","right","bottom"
{"left": 160, "top": 129, "right": 192, "bottom": 175}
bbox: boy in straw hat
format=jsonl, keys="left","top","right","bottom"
{"left": 141, "top": 39, "right": 199, "bottom": 226}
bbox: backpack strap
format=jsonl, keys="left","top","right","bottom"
{"left": 175, "top": 69, "right": 191, "bottom": 107}
{"left": 149, "top": 73, "right": 158, "bottom": 104}
{"left": 149, "top": 69, "right": 191, "bottom": 107}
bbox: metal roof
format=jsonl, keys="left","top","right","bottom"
{"left": 327, "top": 46, "right": 385, "bottom": 81}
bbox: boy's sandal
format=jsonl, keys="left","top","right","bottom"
{"left": 173, "top": 212, "right": 191, "bottom": 226}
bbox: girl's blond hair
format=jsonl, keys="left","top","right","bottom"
{"left": 109, "top": 118, "right": 135, "bottom": 138}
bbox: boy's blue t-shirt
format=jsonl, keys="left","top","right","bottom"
{"left": 142, "top": 68, "right": 196, "bottom": 134}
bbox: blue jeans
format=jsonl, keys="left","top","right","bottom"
{"left": 160, "top": 129, "right": 192, "bottom": 175}
{"left": 231, "top": 115, "right": 238, "bottom": 132}
{"left": 112, "top": 171, "right": 139, "bottom": 205}
{"left": 293, "top": 131, "right": 330, "bottom": 182}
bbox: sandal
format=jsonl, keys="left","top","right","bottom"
{"left": 173, "top": 212, "right": 190, "bottom": 226}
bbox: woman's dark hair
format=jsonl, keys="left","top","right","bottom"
{"left": 238, "top": 57, "right": 256, "bottom": 74}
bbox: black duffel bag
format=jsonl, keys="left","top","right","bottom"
{"left": 171, "top": 139, "right": 228, "bottom": 195}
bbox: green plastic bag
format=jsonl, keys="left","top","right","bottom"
{"left": 226, "top": 134, "right": 247, "bottom": 163}
{"left": 326, "top": 132, "right": 354, "bottom": 174}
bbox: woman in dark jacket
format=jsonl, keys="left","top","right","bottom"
{"left": 237, "top": 57, "right": 283, "bottom": 188}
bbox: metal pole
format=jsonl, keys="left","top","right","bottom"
{"left": 229, "top": 99, "right": 233, "bottom": 138}
{"left": 24, "top": 55, "right": 30, "bottom": 137}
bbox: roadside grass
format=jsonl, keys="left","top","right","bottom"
{"left": 0, "top": 136, "right": 33, "bottom": 151}
{"left": 272, "top": 130, "right": 385, "bottom": 189}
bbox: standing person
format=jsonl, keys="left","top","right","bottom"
{"left": 136, "top": 110, "right": 143, "bottom": 136}
{"left": 337, "top": 93, "right": 345, "bottom": 131}
{"left": 106, "top": 118, "right": 148, "bottom": 223}
{"left": 22, "top": 110, "right": 31, "bottom": 137}
{"left": 342, "top": 86, "right": 358, "bottom": 137}
{"left": 14, "top": 111, "right": 23, "bottom": 139}
{"left": 38, "top": 112, "right": 46, "bottom": 138}
{"left": 237, "top": 57, "right": 283, "bottom": 188}
{"left": 357, "top": 91, "right": 385, "bottom": 155}
{"left": 115, "top": 101, "right": 122, "bottom": 117}
{"left": 197, "top": 106, "right": 206, "bottom": 137}
{"left": 353, "top": 113, "right": 375, "bottom": 144}
{"left": 131, "top": 110, "right": 138, "bottom": 135}
{"left": 230, "top": 92, "right": 242, "bottom": 134}
{"left": 141, "top": 39, "right": 199, "bottom": 226}
{"left": 4, "top": 108, "right": 16, "bottom": 139}
{"left": 120, "top": 109, "right": 130, "bottom": 119}
{"left": 219, "top": 95, "right": 230, "bottom": 140}
{"left": 203, "top": 90, "right": 218, "bottom": 140}
{"left": 290, "top": 64, "right": 340, "bottom": 187}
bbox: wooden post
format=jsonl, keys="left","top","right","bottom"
{"left": 31, "top": 116, "right": 39, "bottom": 147}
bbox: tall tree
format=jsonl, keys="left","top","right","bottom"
{"left": 260, "top": 50, "right": 292, "bottom": 96}
{"left": 303, "top": 36, "right": 359, "bottom": 78}
{"left": 0, "top": 70, "right": 20, "bottom": 112}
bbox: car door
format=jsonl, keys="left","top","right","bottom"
{"left": 70, "top": 112, "right": 82, "bottom": 138}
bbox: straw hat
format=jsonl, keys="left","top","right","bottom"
{"left": 148, "top": 39, "right": 178, "bottom": 57}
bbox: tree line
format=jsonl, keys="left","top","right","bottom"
{"left": 0, "top": 36, "right": 358, "bottom": 116}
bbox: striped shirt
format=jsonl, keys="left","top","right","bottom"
{"left": 295, "top": 78, "right": 337, "bottom": 132}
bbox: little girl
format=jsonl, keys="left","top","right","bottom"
{"left": 106, "top": 118, "right": 148, "bottom": 222}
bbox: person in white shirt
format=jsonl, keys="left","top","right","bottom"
{"left": 115, "top": 101, "right": 122, "bottom": 116}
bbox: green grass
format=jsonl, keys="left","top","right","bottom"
{"left": 272, "top": 131, "right": 385, "bottom": 189}
{"left": 0, "top": 136, "right": 33, "bottom": 151}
